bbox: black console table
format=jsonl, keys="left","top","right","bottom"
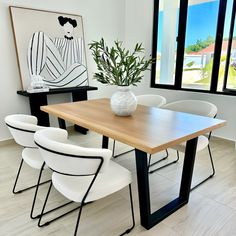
{"left": 17, "top": 86, "right": 98, "bottom": 134}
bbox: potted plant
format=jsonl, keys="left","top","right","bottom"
{"left": 89, "top": 38, "right": 153, "bottom": 116}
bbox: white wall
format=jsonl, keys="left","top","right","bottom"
{"left": 125, "top": 0, "right": 236, "bottom": 141}
{"left": 0, "top": 0, "right": 125, "bottom": 141}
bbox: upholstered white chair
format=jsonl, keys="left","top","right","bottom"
{"left": 136, "top": 94, "right": 167, "bottom": 107}
{"left": 112, "top": 94, "right": 167, "bottom": 159}
{"left": 5, "top": 114, "right": 50, "bottom": 219}
{"left": 34, "top": 127, "right": 135, "bottom": 235}
{"left": 150, "top": 100, "right": 217, "bottom": 190}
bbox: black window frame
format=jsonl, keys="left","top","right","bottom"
{"left": 223, "top": 0, "right": 236, "bottom": 92}
{"left": 150, "top": 0, "right": 236, "bottom": 96}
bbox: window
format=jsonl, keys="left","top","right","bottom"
{"left": 151, "top": 0, "right": 235, "bottom": 95}
{"left": 182, "top": 0, "right": 220, "bottom": 91}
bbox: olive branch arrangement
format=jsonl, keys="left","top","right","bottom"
{"left": 89, "top": 38, "right": 153, "bottom": 86}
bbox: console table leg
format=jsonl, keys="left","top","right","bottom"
{"left": 58, "top": 118, "right": 66, "bottom": 130}
{"left": 29, "top": 94, "right": 49, "bottom": 126}
{"left": 72, "top": 90, "right": 88, "bottom": 134}
{"left": 102, "top": 136, "right": 109, "bottom": 149}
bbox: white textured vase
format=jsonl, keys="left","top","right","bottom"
{"left": 110, "top": 86, "right": 137, "bottom": 116}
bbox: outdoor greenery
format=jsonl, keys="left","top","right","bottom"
{"left": 185, "top": 36, "right": 215, "bottom": 53}
{"left": 183, "top": 35, "right": 236, "bottom": 89}
{"left": 196, "top": 55, "right": 236, "bottom": 89}
{"left": 89, "top": 38, "right": 153, "bottom": 86}
{"left": 186, "top": 61, "right": 195, "bottom": 67}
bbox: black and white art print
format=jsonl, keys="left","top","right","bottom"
{"left": 10, "top": 6, "right": 89, "bottom": 90}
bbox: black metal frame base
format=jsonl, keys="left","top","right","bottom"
{"left": 13, "top": 160, "right": 77, "bottom": 221}
{"left": 38, "top": 181, "right": 87, "bottom": 227}
{"left": 104, "top": 133, "right": 215, "bottom": 230}
{"left": 73, "top": 184, "right": 135, "bottom": 236}
{"left": 30, "top": 162, "right": 60, "bottom": 220}
{"left": 105, "top": 134, "right": 215, "bottom": 230}
{"left": 38, "top": 158, "right": 135, "bottom": 235}
{"left": 135, "top": 137, "right": 198, "bottom": 229}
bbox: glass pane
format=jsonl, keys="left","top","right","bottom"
{"left": 154, "top": 0, "right": 179, "bottom": 85}
{"left": 182, "top": 0, "right": 220, "bottom": 90}
{"left": 223, "top": 0, "right": 236, "bottom": 91}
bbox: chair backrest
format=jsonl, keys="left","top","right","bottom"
{"left": 162, "top": 100, "right": 217, "bottom": 118}
{"left": 34, "top": 128, "right": 112, "bottom": 176}
{"left": 5, "top": 114, "right": 44, "bottom": 148}
{"left": 137, "top": 94, "right": 166, "bottom": 107}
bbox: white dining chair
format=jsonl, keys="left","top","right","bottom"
{"left": 149, "top": 100, "right": 217, "bottom": 190}
{"left": 34, "top": 127, "right": 135, "bottom": 235}
{"left": 4, "top": 114, "right": 50, "bottom": 219}
{"left": 112, "top": 94, "right": 167, "bottom": 160}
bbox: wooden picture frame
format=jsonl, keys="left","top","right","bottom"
{"left": 10, "top": 6, "right": 89, "bottom": 91}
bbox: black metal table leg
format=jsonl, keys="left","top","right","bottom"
{"left": 179, "top": 137, "right": 198, "bottom": 200}
{"left": 102, "top": 136, "right": 109, "bottom": 149}
{"left": 135, "top": 137, "right": 198, "bottom": 229}
{"left": 58, "top": 118, "right": 66, "bottom": 130}
{"left": 29, "top": 94, "right": 49, "bottom": 126}
{"left": 72, "top": 90, "right": 88, "bottom": 134}
{"left": 58, "top": 116, "right": 87, "bottom": 134}
{"left": 135, "top": 149, "right": 151, "bottom": 227}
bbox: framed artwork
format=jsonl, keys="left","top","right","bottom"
{"left": 10, "top": 6, "right": 89, "bottom": 91}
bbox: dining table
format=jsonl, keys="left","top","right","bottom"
{"left": 40, "top": 98, "right": 226, "bottom": 229}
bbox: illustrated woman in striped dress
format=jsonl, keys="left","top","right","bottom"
{"left": 28, "top": 16, "right": 88, "bottom": 88}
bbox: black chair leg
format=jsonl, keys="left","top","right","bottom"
{"left": 148, "top": 149, "right": 169, "bottom": 169}
{"left": 30, "top": 162, "right": 51, "bottom": 219}
{"left": 38, "top": 181, "right": 53, "bottom": 227}
{"left": 73, "top": 184, "right": 135, "bottom": 236}
{"left": 120, "top": 184, "right": 135, "bottom": 236}
{"left": 74, "top": 201, "right": 85, "bottom": 236}
{"left": 12, "top": 159, "right": 24, "bottom": 194}
{"left": 38, "top": 182, "right": 87, "bottom": 227}
{"left": 112, "top": 139, "right": 116, "bottom": 157}
{"left": 13, "top": 159, "right": 50, "bottom": 194}
{"left": 191, "top": 144, "right": 215, "bottom": 191}
{"left": 208, "top": 144, "right": 216, "bottom": 176}
{"left": 112, "top": 140, "right": 134, "bottom": 158}
{"left": 149, "top": 150, "right": 179, "bottom": 174}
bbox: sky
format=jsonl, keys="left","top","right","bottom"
{"left": 157, "top": 0, "right": 234, "bottom": 52}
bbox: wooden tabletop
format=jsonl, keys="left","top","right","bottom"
{"left": 41, "top": 98, "right": 226, "bottom": 154}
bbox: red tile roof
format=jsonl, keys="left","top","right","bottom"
{"left": 188, "top": 40, "right": 236, "bottom": 55}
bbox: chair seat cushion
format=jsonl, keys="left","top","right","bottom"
{"left": 172, "top": 135, "right": 209, "bottom": 153}
{"left": 52, "top": 160, "right": 132, "bottom": 203}
{"left": 22, "top": 148, "right": 47, "bottom": 169}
